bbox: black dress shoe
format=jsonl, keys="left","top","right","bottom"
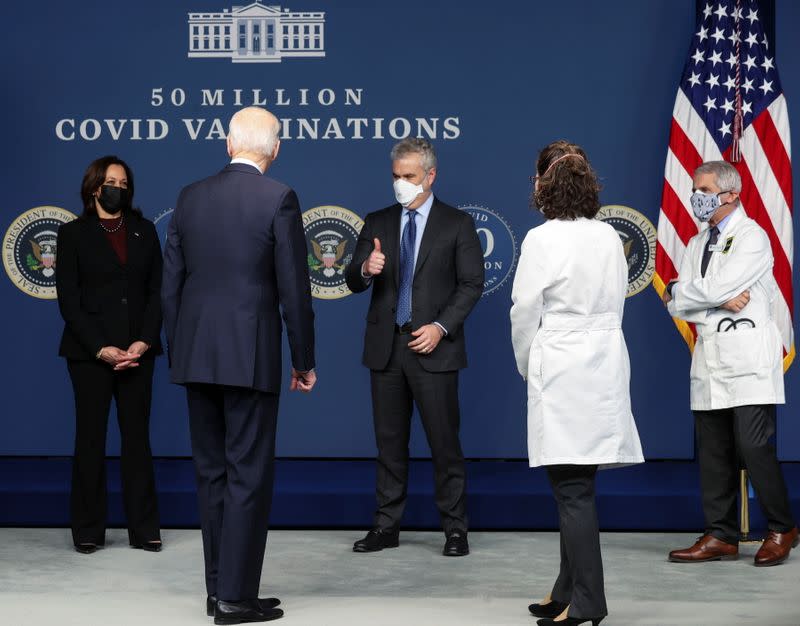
{"left": 528, "top": 600, "right": 568, "bottom": 618}
{"left": 536, "top": 616, "right": 604, "bottom": 625}
{"left": 131, "top": 541, "right": 162, "bottom": 552}
{"left": 443, "top": 530, "right": 469, "bottom": 556}
{"left": 353, "top": 528, "right": 399, "bottom": 552}
{"left": 74, "top": 543, "right": 98, "bottom": 554}
{"left": 207, "top": 596, "right": 281, "bottom": 617}
{"left": 214, "top": 599, "right": 283, "bottom": 624}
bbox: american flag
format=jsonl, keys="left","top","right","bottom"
{"left": 655, "top": 0, "right": 794, "bottom": 369}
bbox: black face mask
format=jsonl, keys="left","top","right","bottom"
{"left": 97, "top": 185, "right": 130, "bottom": 215}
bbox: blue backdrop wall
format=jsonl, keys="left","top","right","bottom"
{"left": 1, "top": 0, "right": 798, "bottom": 463}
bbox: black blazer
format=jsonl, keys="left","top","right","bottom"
{"left": 345, "top": 197, "right": 484, "bottom": 372}
{"left": 56, "top": 211, "right": 163, "bottom": 360}
{"left": 161, "top": 163, "right": 315, "bottom": 393}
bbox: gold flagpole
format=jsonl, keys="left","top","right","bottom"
{"left": 739, "top": 469, "right": 751, "bottom": 541}
{"left": 739, "top": 469, "right": 762, "bottom": 544}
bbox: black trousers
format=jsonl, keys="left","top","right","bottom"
{"left": 186, "top": 384, "right": 279, "bottom": 602}
{"left": 370, "top": 331, "right": 467, "bottom": 534}
{"left": 66, "top": 358, "right": 160, "bottom": 546}
{"left": 547, "top": 464, "right": 607, "bottom": 620}
{"left": 695, "top": 404, "right": 795, "bottom": 544}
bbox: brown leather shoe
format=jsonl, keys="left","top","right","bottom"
{"left": 754, "top": 527, "right": 799, "bottom": 567}
{"left": 668, "top": 535, "right": 738, "bottom": 563}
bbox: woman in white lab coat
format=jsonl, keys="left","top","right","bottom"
{"left": 510, "top": 140, "right": 644, "bottom": 626}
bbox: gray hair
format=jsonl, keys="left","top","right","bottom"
{"left": 390, "top": 138, "right": 437, "bottom": 172}
{"left": 694, "top": 160, "right": 742, "bottom": 193}
{"left": 228, "top": 106, "right": 280, "bottom": 157}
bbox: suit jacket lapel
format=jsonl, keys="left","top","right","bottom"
{"left": 708, "top": 210, "right": 744, "bottom": 274}
{"left": 125, "top": 214, "right": 142, "bottom": 270}
{"left": 702, "top": 209, "right": 745, "bottom": 275}
{"left": 413, "top": 198, "right": 443, "bottom": 280}
{"left": 385, "top": 204, "right": 402, "bottom": 288}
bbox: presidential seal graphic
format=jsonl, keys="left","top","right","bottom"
{"left": 302, "top": 205, "right": 363, "bottom": 300}
{"left": 153, "top": 207, "right": 174, "bottom": 246}
{"left": 3, "top": 206, "right": 77, "bottom": 299}
{"left": 458, "top": 204, "right": 518, "bottom": 297}
{"left": 596, "top": 205, "right": 656, "bottom": 297}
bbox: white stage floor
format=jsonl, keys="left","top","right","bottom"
{"left": 2, "top": 529, "right": 799, "bottom": 625}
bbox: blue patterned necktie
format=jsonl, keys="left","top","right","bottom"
{"left": 396, "top": 210, "right": 417, "bottom": 325}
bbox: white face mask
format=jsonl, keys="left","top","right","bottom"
{"left": 393, "top": 178, "right": 425, "bottom": 208}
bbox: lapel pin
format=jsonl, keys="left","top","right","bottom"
{"left": 133, "top": 231, "right": 140, "bottom": 237}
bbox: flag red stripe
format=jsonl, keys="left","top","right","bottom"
{"left": 660, "top": 181, "right": 698, "bottom": 246}
{"left": 752, "top": 111, "right": 794, "bottom": 211}
{"left": 669, "top": 118, "right": 704, "bottom": 177}
{"left": 726, "top": 150, "right": 795, "bottom": 316}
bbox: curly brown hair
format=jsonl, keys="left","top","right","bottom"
{"left": 531, "top": 140, "right": 601, "bottom": 220}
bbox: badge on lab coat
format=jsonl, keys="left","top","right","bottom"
{"left": 722, "top": 236, "right": 733, "bottom": 253}
{"left": 708, "top": 236, "right": 734, "bottom": 253}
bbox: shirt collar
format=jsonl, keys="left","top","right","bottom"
{"left": 404, "top": 193, "right": 434, "bottom": 219}
{"left": 714, "top": 207, "right": 739, "bottom": 234}
{"left": 230, "top": 157, "right": 263, "bottom": 174}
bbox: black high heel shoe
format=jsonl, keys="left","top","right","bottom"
{"left": 536, "top": 617, "right": 604, "bottom": 626}
{"left": 529, "top": 600, "right": 568, "bottom": 618}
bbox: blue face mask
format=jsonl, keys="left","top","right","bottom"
{"left": 690, "top": 190, "right": 731, "bottom": 222}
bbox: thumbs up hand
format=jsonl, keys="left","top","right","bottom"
{"left": 363, "top": 238, "right": 386, "bottom": 277}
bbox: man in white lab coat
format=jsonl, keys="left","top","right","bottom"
{"left": 663, "top": 160, "right": 796, "bottom": 567}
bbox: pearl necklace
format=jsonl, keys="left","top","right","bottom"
{"left": 99, "top": 213, "right": 125, "bottom": 233}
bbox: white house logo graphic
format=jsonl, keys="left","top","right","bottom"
{"left": 188, "top": 2, "right": 325, "bottom": 63}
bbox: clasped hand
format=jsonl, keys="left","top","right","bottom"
{"left": 98, "top": 341, "right": 149, "bottom": 371}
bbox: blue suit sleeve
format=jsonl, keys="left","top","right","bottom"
{"left": 140, "top": 221, "right": 163, "bottom": 347}
{"left": 160, "top": 195, "right": 186, "bottom": 365}
{"left": 274, "top": 189, "right": 316, "bottom": 372}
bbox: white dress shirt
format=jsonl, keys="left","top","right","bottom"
{"left": 230, "top": 157, "right": 263, "bottom": 173}
{"left": 400, "top": 193, "right": 434, "bottom": 268}
{"left": 362, "top": 193, "right": 447, "bottom": 335}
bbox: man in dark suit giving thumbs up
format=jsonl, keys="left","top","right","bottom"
{"left": 345, "top": 138, "right": 484, "bottom": 557}
{"left": 364, "top": 237, "right": 385, "bottom": 275}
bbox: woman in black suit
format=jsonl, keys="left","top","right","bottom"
{"left": 56, "top": 155, "right": 163, "bottom": 554}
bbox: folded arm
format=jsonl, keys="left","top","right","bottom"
{"left": 671, "top": 228, "right": 772, "bottom": 315}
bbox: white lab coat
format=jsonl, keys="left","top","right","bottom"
{"left": 667, "top": 208, "right": 784, "bottom": 411}
{"left": 510, "top": 218, "right": 644, "bottom": 468}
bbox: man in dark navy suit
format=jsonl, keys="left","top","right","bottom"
{"left": 162, "top": 107, "right": 316, "bottom": 624}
